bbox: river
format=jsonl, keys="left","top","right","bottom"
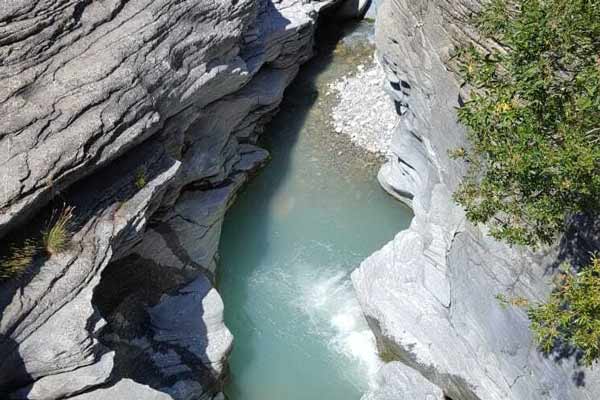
{"left": 217, "top": 21, "right": 413, "bottom": 400}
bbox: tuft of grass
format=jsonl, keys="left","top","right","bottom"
{"left": 0, "top": 239, "right": 40, "bottom": 280}
{"left": 135, "top": 167, "right": 147, "bottom": 190}
{"left": 43, "top": 206, "right": 74, "bottom": 255}
{"left": 0, "top": 204, "right": 76, "bottom": 281}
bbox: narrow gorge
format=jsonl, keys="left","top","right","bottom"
{"left": 1, "top": 0, "right": 598, "bottom": 400}
{"left": 217, "top": 24, "right": 412, "bottom": 398}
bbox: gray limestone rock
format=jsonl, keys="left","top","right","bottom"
{"left": 363, "top": 362, "right": 445, "bottom": 400}
{"left": 355, "top": 0, "right": 600, "bottom": 399}
{"left": 0, "top": 0, "right": 351, "bottom": 237}
{"left": 0, "top": 0, "right": 350, "bottom": 398}
{"left": 68, "top": 379, "right": 173, "bottom": 400}
{"left": 150, "top": 275, "right": 233, "bottom": 386}
{"left": 11, "top": 353, "right": 116, "bottom": 400}
{"left": 0, "top": 0, "right": 256, "bottom": 238}
{"left": 1, "top": 140, "right": 181, "bottom": 399}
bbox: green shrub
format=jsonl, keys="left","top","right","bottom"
{"left": 43, "top": 206, "right": 74, "bottom": 255}
{"left": 453, "top": 0, "right": 600, "bottom": 246}
{"left": 135, "top": 167, "right": 147, "bottom": 190}
{"left": 529, "top": 256, "right": 600, "bottom": 365}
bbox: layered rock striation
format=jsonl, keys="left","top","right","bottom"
{"left": 0, "top": 0, "right": 349, "bottom": 398}
{"left": 3, "top": 0, "right": 597, "bottom": 399}
{"left": 354, "top": 0, "right": 600, "bottom": 399}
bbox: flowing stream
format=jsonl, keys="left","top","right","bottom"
{"left": 217, "top": 22, "right": 413, "bottom": 400}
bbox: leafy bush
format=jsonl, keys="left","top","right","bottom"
{"left": 529, "top": 256, "right": 600, "bottom": 366}
{"left": 43, "top": 206, "right": 74, "bottom": 255}
{"left": 454, "top": 0, "right": 600, "bottom": 245}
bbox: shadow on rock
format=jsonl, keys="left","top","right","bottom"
{"left": 93, "top": 253, "right": 224, "bottom": 398}
{"left": 0, "top": 337, "right": 32, "bottom": 398}
{"left": 539, "top": 213, "right": 600, "bottom": 386}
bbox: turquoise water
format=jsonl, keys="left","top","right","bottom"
{"left": 217, "top": 24, "right": 413, "bottom": 400}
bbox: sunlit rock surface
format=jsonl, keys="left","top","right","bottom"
{"left": 0, "top": 0, "right": 348, "bottom": 398}
{"left": 354, "top": 0, "right": 600, "bottom": 399}
{"left": 363, "top": 362, "right": 444, "bottom": 400}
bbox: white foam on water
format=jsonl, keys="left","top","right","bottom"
{"left": 292, "top": 262, "right": 383, "bottom": 389}
{"left": 241, "top": 242, "right": 383, "bottom": 391}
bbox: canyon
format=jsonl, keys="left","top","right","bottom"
{"left": 0, "top": 0, "right": 598, "bottom": 399}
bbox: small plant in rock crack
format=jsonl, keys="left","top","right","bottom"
{"left": 135, "top": 167, "right": 147, "bottom": 190}
{"left": 0, "top": 239, "right": 40, "bottom": 280}
{"left": 43, "top": 206, "right": 75, "bottom": 256}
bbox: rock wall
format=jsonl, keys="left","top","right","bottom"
{"left": 354, "top": 0, "right": 600, "bottom": 399}
{"left": 0, "top": 0, "right": 348, "bottom": 398}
